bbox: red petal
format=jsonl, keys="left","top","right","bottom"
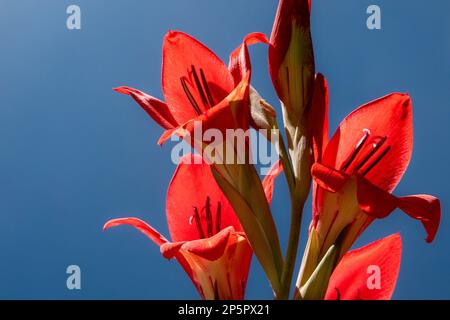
{"left": 181, "top": 226, "right": 234, "bottom": 261}
{"left": 325, "top": 234, "right": 402, "bottom": 300}
{"left": 161, "top": 227, "right": 234, "bottom": 262}
{"left": 166, "top": 154, "right": 242, "bottom": 242}
{"left": 309, "top": 72, "right": 331, "bottom": 224}
{"left": 162, "top": 31, "right": 234, "bottom": 124}
{"left": 309, "top": 73, "right": 329, "bottom": 163}
{"left": 398, "top": 195, "right": 441, "bottom": 243}
{"left": 228, "top": 32, "right": 269, "bottom": 85}
{"left": 356, "top": 176, "right": 398, "bottom": 219}
{"left": 160, "top": 241, "right": 185, "bottom": 259}
{"left": 311, "top": 163, "right": 349, "bottom": 193}
{"left": 356, "top": 177, "right": 441, "bottom": 243}
{"left": 311, "top": 163, "right": 349, "bottom": 226}
{"left": 323, "top": 93, "right": 413, "bottom": 192}
{"left": 114, "top": 86, "right": 178, "bottom": 129}
{"left": 103, "top": 218, "right": 168, "bottom": 246}
{"left": 262, "top": 161, "right": 283, "bottom": 204}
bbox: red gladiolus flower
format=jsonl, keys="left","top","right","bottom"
{"left": 325, "top": 234, "right": 402, "bottom": 300}
{"left": 298, "top": 92, "right": 441, "bottom": 288}
{"left": 103, "top": 154, "right": 279, "bottom": 300}
{"left": 114, "top": 31, "right": 268, "bottom": 145}
{"left": 113, "top": 30, "right": 286, "bottom": 293}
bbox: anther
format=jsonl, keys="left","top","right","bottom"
{"left": 352, "top": 136, "right": 387, "bottom": 174}
{"left": 191, "top": 65, "right": 209, "bottom": 108}
{"left": 193, "top": 206, "right": 206, "bottom": 239}
{"left": 180, "top": 77, "right": 202, "bottom": 115}
{"left": 361, "top": 146, "right": 391, "bottom": 176}
{"left": 199, "top": 69, "right": 215, "bottom": 107}
{"left": 335, "top": 288, "right": 341, "bottom": 301}
{"left": 205, "top": 196, "right": 213, "bottom": 237}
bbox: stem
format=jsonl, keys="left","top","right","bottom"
{"left": 277, "top": 132, "right": 296, "bottom": 193}
{"left": 276, "top": 133, "right": 306, "bottom": 300}
{"left": 279, "top": 196, "right": 304, "bottom": 299}
{"left": 277, "top": 127, "right": 310, "bottom": 300}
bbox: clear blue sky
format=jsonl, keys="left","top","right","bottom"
{"left": 0, "top": 0, "right": 448, "bottom": 299}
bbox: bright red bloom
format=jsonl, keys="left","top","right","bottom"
{"left": 298, "top": 91, "right": 441, "bottom": 287}
{"left": 113, "top": 30, "right": 286, "bottom": 294}
{"left": 325, "top": 234, "right": 402, "bottom": 300}
{"left": 114, "top": 31, "right": 268, "bottom": 145}
{"left": 104, "top": 154, "right": 279, "bottom": 300}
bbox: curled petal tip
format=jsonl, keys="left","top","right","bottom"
{"left": 243, "top": 32, "right": 269, "bottom": 45}
{"left": 160, "top": 242, "right": 185, "bottom": 260}
{"left": 398, "top": 92, "right": 412, "bottom": 103}
{"left": 425, "top": 198, "right": 441, "bottom": 243}
{"left": 157, "top": 130, "right": 173, "bottom": 146}
{"left": 398, "top": 195, "right": 441, "bottom": 243}
{"left": 165, "top": 30, "right": 181, "bottom": 42}
{"left": 103, "top": 219, "right": 118, "bottom": 231}
{"left": 387, "top": 92, "right": 412, "bottom": 110}
{"left": 113, "top": 86, "right": 130, "bottom": 94}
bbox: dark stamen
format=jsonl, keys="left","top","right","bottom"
{"left": 193, "top": 206, "right": 205, "bottom": 239}
{"left": 180, "top": 77, "right": 202, "bottom": 115}
{"left": 352, "top": 136, "right": 387, "bottom": 174}
{"left": 340, "top": 130, "right": 370, "bottom": 172}
{"left": 200, "top": 68, "right": 215, "bottom": 107}
{"left": 212, "top": 279, "right": 220, "bottom": 300}
{"left": 361, "top": 146, "right": 391, "bottom": 176}
{"left": 335, "top": 288, "right": 341, "bottom": 301}
{"left": 191, "top": 65, "right": 209, "bottom": 108}
{"left": 205, "top": 196, "right": 213, "bottom": 237}
{"left": 216, "top": 202, "right": 222, "bottom": 233}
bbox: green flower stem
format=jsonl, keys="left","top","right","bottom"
{"left": 276, "top": 132, "right": 308, "bottom": 300}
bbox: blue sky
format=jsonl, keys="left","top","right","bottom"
{"left": 0, "top": 0, "right": 448, "bottom": 299}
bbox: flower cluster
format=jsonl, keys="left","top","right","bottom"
{"left": 104, "top": 0, "right": 441, "bottom": 300}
